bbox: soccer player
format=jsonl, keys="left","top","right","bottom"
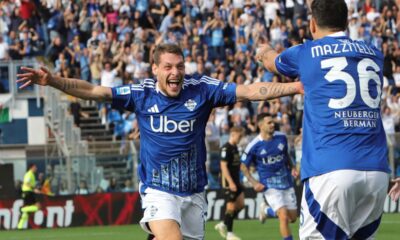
{"left": 17, "top": 163, "right": 41, "bottom": 229}
{"left": 241, "top": 113, "right": 298, "bottom": 240}
{"left": 16, "top": 43, "right": 302, "bottom": 239}
{"left": 215, "top": 126, "right": 245, "bottom": 240}
{"left": 256, "top": 0, "right": 390, "bottom": 239}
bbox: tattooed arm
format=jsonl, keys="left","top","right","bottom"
{"left": 236, "top": 44, "right": 303, "bottom": 101}
{"left": 17, "top": 67, "right": 112, "bottom": 102}
{"left": 236, "top": 82, "right": 303, "bottom": 101}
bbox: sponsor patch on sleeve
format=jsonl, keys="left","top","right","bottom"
{"left": 116, "top": 86, "right": 131, "bottom": 95}
{"left": 221, "top": 148, "right": 227, "bottom": 158}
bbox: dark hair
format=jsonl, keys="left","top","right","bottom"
{"left": 311, "top": 0, "right": 348, "bottom": 31}
{"left": 256, "top": 113, "right": 272, "bottom": 123}
{"left": 153, "top": 44, "right": 184, "bottom": 65}
{"left": 28, "top": 163, "right": 36, "bottom": 169}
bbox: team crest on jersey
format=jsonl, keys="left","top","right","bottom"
{"left": 184, "top": 99, "right": 197, "bottom": 111}
{"left": 116, "top": 86, "right": 131, "bottom": 95}
{"left": 278, "top": 143, "right": 284, "bottom": 151}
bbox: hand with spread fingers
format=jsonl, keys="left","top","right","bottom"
{"left": 389, "top": 178, "right": 400, "bottom": 201}
{"left": 16, "top": 66, "right": 53, "bottom": 89}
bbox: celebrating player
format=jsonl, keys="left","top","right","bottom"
{"left": 257, "top": 0, "right": 390, "bottom": 239}
{"left": 17, "top": 43, "right": 302, "bottom": 239}
{"left": 241, "top": 113, "right": 298, "bottom": 240}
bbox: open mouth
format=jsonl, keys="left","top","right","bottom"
{"left": 167, "top": 79, "right": 181, "bottom": 90}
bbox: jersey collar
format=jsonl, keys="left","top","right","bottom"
{"left": 327, "top": 31, "right": 346, "bottom": 38}
{"left": 155, "top": 82, "right": 167, "bottom": 96}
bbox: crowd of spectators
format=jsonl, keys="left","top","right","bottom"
{"left": 3, "top": 0, "right": 400, "bottom": 192}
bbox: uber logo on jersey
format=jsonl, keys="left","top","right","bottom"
{"left": 150, "top": 115, "right": 196, "bottom": 133}
{"left": 116, "top": 86, "right": 131, "bottom": 95}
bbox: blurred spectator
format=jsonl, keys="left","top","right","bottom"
{"left": 0, "top": 35, "right": 9, "bottom": 60}
{"left": 41, "top": 175, "right": 54, "bottom": 196}
{"left": 294, "top": 128, "right": 303, "bottom": 168}
{"left": 75, "top": 180, "right": 89, "bottom": 195}
{"left": 107, "top": 177, "right": 120, "bottom": 192}
{"left": 382, "top": 105, "right": 397, "bottom": 135}
{"left": 58, "top": 181, "right": 69, "bottom": 195}
{"left": 122, "top": 179, "right": 134, "bottom": 192}
{"left": 101, "top": 61, "right": 123, "bottom": 88}
{"left": 69, "top": 97, "right": 89, "bottom": 127}
{"left": 292, "top": 94, "right": 304, "bottom": 134}
{"left": 95, "top": 186, "right": 105, "bottom": 193}
{"left": 46, "top": 36, "right": 65, "bottom": 62}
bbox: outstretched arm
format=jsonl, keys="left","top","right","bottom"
{"left": 236, "top": 81, "right": 303, "bottom": 101}
{"left": 237, "top": 43, "right": 303, "bottom": 101}
{"left": 17, "top": 66, "right": 112, "bottom": 102}
{"left": 389, "top": 178, "right": 400, "bottom": 201}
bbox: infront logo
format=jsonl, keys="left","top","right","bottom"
{"left": 150, "top": 115, "right": 196, "bottom": 133}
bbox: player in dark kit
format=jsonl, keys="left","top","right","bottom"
{"left": 215, "top": 127, "right": 245, "bottom": 240}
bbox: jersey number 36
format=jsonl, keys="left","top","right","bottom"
{"left": 321, "top": 57, "right": 381, "bottom": 109}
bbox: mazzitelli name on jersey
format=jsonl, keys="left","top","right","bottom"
{"left": 311, "top": 40, "right": 376, "bottom": 58}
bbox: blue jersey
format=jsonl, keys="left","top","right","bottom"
{"left": 112, "top": 75, "right": 237, "bottom": 196}
{"left": 241, "top": 133, "right": 294, "bottom": 190}
{"left": 275, "top": 32, "right": 390, "bottom": 180}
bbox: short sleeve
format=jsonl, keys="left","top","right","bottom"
{"left": 220, "top": 146, "right": 228, "bottom": 162}
{"left": 111, "top": 85, "right": 137, "bottom": 111}
{"left": 241, "top": 144, "right": 255, "bottom": 167}
{"left": 275, "top": 45, "right": 302, "bottom": 78}
{"left": 202, "top": 75, "right": 237, "bottom": 107}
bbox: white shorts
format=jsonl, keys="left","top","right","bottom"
{"left": 264, "top": 187, "right": 297, "bottom": 212}
{"left": 140, "top": 187, "right": 207, "bottom": 240}
{"left": 300, "top": 170, "right": 389, "bottom": 240}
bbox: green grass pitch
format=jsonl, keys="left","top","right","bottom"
{"left": 1, "top": 214, "right": 400, "bottom": 240}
